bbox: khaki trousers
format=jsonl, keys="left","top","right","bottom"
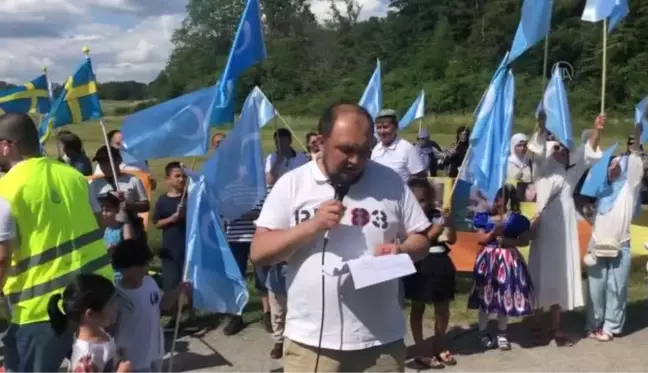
{"left": 283, "top": 338, "right": 406, "bottom": 372}
{"left": 268, "top": 292, "right": 287, "bottom": 343}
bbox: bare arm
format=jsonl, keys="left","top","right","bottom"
{"left": 250, "top": 221, "right": 320, "bottom": 266}
{"left": 398, "top": 232, "right": 431, "bottom": 262}
{"left": 154, "top": 213, "right": 178, "bottom": 229}
{"left": 0, "top": 241, "right": 12, "bottom": 289}
{"left": 160, "top": 283, "right": 185, "bottom": 311}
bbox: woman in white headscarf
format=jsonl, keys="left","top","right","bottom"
{"left": 526, "top": 113, "right": 604, "bottom": 347}
{"left": 507, "top": 133, "right": 532, "bottom": 183}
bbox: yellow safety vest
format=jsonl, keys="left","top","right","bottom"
{"left": 0, "top": 157, "right": 113, "bottom": 325}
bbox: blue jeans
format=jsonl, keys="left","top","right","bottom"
{"left": 2, "top": 321, "right": 73, "bottom": 372}
{"left": 586, "top": 244, "right": 632, "bottom": 334}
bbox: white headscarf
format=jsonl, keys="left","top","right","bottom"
{"left": 508, "top": 133, "right": 529, "bottom": 168}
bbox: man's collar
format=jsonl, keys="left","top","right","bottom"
{"left": 378, "top": 135, "right": 400, "bottom": 150}
{"left": 310, "top": 158, "right": 329, "bottom": 184}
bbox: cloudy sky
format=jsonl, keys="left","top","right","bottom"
{"left": 0, "top": 0, "right": 389, "bottom": 85}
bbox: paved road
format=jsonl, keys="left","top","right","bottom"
{"left": 167, "top": 304, "right": 648, "bottom": 372}
{"left": 2, "top": 304, "right": 646, "bottom": 372}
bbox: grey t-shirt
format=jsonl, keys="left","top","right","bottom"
{"left": 88, "top": 174, "right": 148, "bottom": 212}
{"left": 0, "top": 197, "right": 16, "bottom": 242}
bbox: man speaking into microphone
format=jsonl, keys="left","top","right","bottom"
{"left": 251, "top": 102, "right": 431, "bottom": 372}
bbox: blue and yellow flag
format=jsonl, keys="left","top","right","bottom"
{"left": 0, "top": 75, "right": 51, "bottom": 115}
{"left": 39, "top": 58, "right": 103, "bottom": 143}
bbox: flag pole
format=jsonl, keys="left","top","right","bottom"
{"left": 600, "top": 19, "right": 608, "bottom": 114}
{"left": 275, "top": 112, "right": 308, "bottom": 152}
{"left": 42, "top": 65, "right": 59, "bottom": 158}
{"left": 542, "top": 36, "right": 550, "bottom": 90}
{"left": 83, "top": 46, "right": 120, "bottom": 186}
{"left": 418, "top": 118, "right": 422, "bottom": 134}
{"left": 168, "top": 157, "right": 196, "bottom": 372}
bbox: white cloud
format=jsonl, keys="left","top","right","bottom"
{"left": 0, "top": 0, "right": 186, "bottom": 84}
{"left": 0, "top": 0, "right": 389, "bottom": 84}
{"left": 309, "top": 0, "right": 389, "bottom": 23}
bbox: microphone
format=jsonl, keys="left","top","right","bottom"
{"left": 324, "top": 182, "right": 350, "bottom": 240}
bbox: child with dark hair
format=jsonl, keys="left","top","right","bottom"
{"left": 152, "top": 162, "right": 188, "bottom": 321}
{"left": 47, "top": 274, "right": 131, "bottom": 372}
{"left": 111, "top": 239, "right": 189, "bottom": 372}
{"left": 98, "top": 193, "right": 146, "bottom": 283}
{"left": 467, "top": 184, "right": 538, "bottom": 351}
{"left": 403, "top": 178, "right": 458, "bottom": 369}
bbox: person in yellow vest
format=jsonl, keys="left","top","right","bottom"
{"left": 0, "top": 113, "right": 114, "bottom": 372}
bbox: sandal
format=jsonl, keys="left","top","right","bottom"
{"left": 596, "top": 331, "right": 613, "bottom": 342}
{"left": 587, "top": 330, "right": 600, "bottom": 340}
{"left": 551, "top": 330, "right": 575, "bottom": 347}
{"left": 437, "top": 350, "right": 457, "bottom": 366}
{"left": 414, "top": 356, "right": 445, "bottom": 370}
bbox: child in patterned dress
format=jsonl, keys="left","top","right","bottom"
{"left": 467, "top": 185, "right": 539, "bottom": 351}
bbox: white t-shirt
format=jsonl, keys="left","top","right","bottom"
{"left": 264, "top": 151, "right": 309, "bottom": 181}
{"left": 113, "top": 276, "right": 164, "bottom": 371}
{"left": 371, "top": 137, "right": 426, "bottom": 182}
{"left": 0, "top": 197, "right": 15, "bottom": 242}
{"left": 592, "top": 153, "right": 644, "bottom": 244}
{"left": 255, "top": 160, "right": 431, "bottom": 351}
{"left": 70, "top": 337, "right": 118, "bottom": 373}
{"left": 88, "top": 174, "right": 148, "bottom": 213}
{"left": 93, "top": 162, "right": 150, "bottom": 175}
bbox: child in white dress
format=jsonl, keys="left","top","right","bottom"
{"left": 47, "top": 274, "right": 131, "bottom": 372}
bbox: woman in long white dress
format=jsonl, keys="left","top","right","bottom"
{"left": 526, "top": 113, "right": 605, "bottom": 346}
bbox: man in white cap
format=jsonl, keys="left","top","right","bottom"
{"left": 371, "top": 109, "right": 426, "bottom": 182}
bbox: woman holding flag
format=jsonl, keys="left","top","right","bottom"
{"left": 526, "top": 112, "right": 605, "bottom": 346}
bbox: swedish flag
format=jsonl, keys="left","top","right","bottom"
{"left": 40, "top": 58, "right": 103, "bottom": 143}
{"left": 0, "top": 75, "right": 51, "bottom": 115}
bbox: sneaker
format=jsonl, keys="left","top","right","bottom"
{"left": 223, "top": 315, "right": 244, "bottom": 336}
{"left": 270, "top": 342, "right": 283, "bottom": 359}
{"left": 263, "top": 312, "right": 273, "bottom": 333}
{"left": 479, "top": 331, "right": 495, "bottom": 350}
{"left": 497, "top": 334, "right": 511, "bottom": 351}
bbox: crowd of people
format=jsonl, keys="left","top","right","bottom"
{"left": 0, "top": 103, "right": 643, "bottom": 372}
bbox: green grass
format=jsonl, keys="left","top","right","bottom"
{"left": 40, "top": 100, "right": 646, "bottom": 327}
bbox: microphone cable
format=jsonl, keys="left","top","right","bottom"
{"left": 314, "top": 183, "right": 349, "bottom": 372}
{"left": 314, "top": 230, "right": 331, "bottom": 373}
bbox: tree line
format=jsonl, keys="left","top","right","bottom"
{"left": 4, "top": 0, "right": 648, "bottom": 120}
{"left": 0, "top": 80, "right": 150, "bottom": 102}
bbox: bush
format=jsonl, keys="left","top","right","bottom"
{"left": 111, "top": 100, "right": 159, "bottom": 116}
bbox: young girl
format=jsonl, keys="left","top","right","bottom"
{"left": 47, "top": 274, "right": 131, "bottom": 372}
{"left": 467, "top": 185, "right": 537, "bottom": 351}
{"left": 403, "top": 178, "right": 458, "bottom": 369}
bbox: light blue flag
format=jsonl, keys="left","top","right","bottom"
{"left": 243, "top": 86, "right": 276, "bottom": 128}
{"left": 210, "top": 0, "right": 267, "bottom": 126}
{"left": 635, "top": 96, "right": 648, "bottom": 144}
{"left": 581, "top": 0, "right": 617, "bottom": 23}
{"left": 542, "top": 67, "right": 574, "bottom": 150}
{"left": 201, "top": 88, "right": 266, "bottom": 221}
{"left": 472, "top": 53, "right": 509, "bottom": 118}
{"left": 359, "top": 60, "right": 382, "bottom": 120}
{"left": 121, "top": 0, "right": 265, "bottom": 161}
{"left": 468, "top": 68, "right": 515, "bottom": 202}
{"left": 580, "top": 143, "right": 618, "bottom": 197}
{"left": 508, "top": 0, "right": 554, "bottom": 63}
{"left": 185, "top": 173, "right": 249, "bottom": 314}
{"left": 399, "top": 90, "right": 425, "bottom": 130}
{"left": 608, "top": 0, "right": 629, "bottom": 32}
{"left": 121, "top": 85, "right": 216, "bottom": 162}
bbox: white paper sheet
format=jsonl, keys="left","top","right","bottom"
{"left": 346, "top": 254, "right": 416, "bottom": 289}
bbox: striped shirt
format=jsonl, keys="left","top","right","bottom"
{"left": 225, "top": 186, "right": 270, "bottom": 243}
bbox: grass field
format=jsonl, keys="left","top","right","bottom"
{"left": 38, "top": 101, "right": 647, "bottom": 328}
